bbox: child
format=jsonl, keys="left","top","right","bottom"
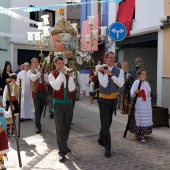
{"left": 2, "top": 73, "right": 21, "bottom": 136}
{"left": 88, "top": 76, "right": 96, "bottom": 104}
{"left": 0, "top": 107, "right": 12, "bottom": 170}
{"left": 129, "top": 69, "right": 153, "bottom": 142}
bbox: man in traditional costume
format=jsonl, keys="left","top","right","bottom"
{"left": 27, "top": 58, "right": 48, "bottom": 134}
{"left": 97, "top": 51, "right": 124, "bottom": 157}
{"left": 17, "top": 62, "right": 34, "bottom": 121}
{"left": 0, "top": 107, "right": 12, "bottom": 170}
{"left": 48, "top": 56, "right": 75, "bottom": 163}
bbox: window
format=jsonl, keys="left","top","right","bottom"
{"left": 30, "top": 5, "right": 55, "bottom": 27}
{"left": 67, "top": 3, "right": 80, "bottom": 33}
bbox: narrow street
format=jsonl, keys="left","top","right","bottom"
{"left": 7, "top": 96, "right": 170, "bottom": 170}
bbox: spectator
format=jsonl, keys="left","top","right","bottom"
{"left": 2, "top": 61, "right": 13, "bottom": 90}
{"left": 15, "top": 64, "right": 24, "bottom": 74}
{"left": 88, "top": 76, "right": 96, "bottom": 104}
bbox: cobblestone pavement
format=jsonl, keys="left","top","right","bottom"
{"left": 5, "top": 96, "right": 170, "bottom": 170}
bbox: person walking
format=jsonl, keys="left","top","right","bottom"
{"left": 48, "top": 56, "right": 75, "bottom": 163}
{"left": 3, "top": 73, "right": 21, "bottom": 136}
{"left": 27, "top": 58, "right": 48, "bottom": 134}
{"left": 97, "top": 51, "right": 124, "bottom": 158}
{"left": 129, "top": 69, "right": 153, "bottom": 142}
{"left": 17, "top": 62, "right": 34, "bottom": 121}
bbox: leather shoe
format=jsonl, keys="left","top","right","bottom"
{"left": 66, "top": 148, "right": 71, "bottom": 153}
{"left": 36, "top": 128, "right": 41, "bottom": 134}
{"left": 98, "top": 138, "right": 104, "bottom": 147}
{"left": 59, "top": 154, "right": 65, "bottom": 163}
{"left": 105, "top": 148, "right": 111, "bottom": 158}
{"left": 50, "top": 113, "right": 54, "bottom": 119}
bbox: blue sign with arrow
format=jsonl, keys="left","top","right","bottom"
{"left": 109, "top": 22, "right": 126, "bottom": 41}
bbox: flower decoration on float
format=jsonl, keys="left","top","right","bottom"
{"left": 71, "top": 51, "right": 91, "bottom": 69}
{"left": 54, "top": 51, "right": 68, "bottom": 64}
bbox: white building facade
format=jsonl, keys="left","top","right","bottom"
{"left": 107, "top": 0, "right": 170, "bottom": 109}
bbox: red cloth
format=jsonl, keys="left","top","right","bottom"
{"left": 117, "top": 0, "right": 135, "bottom": 35}
{"left": 138, "top": 89, "right": 146, "bottom": 101}
{"left": 0, "top": 131, "right": 9, "bottom": 153}
{"left": 52, "top": 71, "right": 73, "bottom": 101}
{"left": 38, "top": 83, "right": 45, "bottom": 91}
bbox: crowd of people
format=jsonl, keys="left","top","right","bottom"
{"left": 0, "top": 52, "right": 153, "bottom": 168}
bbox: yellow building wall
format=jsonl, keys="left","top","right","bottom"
{"left": 163, "top": 0, "right": 170, "bottom": 77}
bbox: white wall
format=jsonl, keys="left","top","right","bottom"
{"left": 132, "top": 0, "right": 164, "bottom": 31}
{"left": 108, "top": 2, "right": 118, "bottom": 52}
{"left": 157, "top": 30, "right": 163, "bottom": 106}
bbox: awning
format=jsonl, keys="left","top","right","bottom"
{"left": 81, "top": 14, "right": 100, "bottom": 52}
{"left": 117, "top": 0, "right": 135, "bottom": 36}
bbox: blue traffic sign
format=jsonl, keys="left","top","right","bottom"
{"left": 108, "top": 22, "right": 126, "bottom": 41}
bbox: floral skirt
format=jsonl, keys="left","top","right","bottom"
{"left": 129, "top": 112, "right": 152, "bottom": 136}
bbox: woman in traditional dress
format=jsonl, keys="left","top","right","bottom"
{"left": 129, "top": 69, "right": 153, "bottom": 142}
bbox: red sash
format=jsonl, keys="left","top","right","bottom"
{"left": 11, "top": 96, "right": 17, "bottom": 101}
{"left": 38, "top": 83, "right": 45, "bottom": 91}
{"left": 138, "top": 89, "right": 146, "bottom": 101}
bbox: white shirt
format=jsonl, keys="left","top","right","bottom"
{"left": 98, "top": 66, "right": 124, "bottom": 88}
{"left": 48, "top": 72, "right": 75, "bottom": 92}
{"left": 27, "top": 68, "right": 48, "bottom": 83}
{"left": 3, "top": 84, "right": 19, "bottom": 107}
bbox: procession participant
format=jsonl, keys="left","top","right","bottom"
{"left": 48, "top": 56, "right": 75, "bottom": 163}
{"left": 3, "top": 73, "right": 21, "bottom": 136}
{"left": 0, "top": 107, "right": 12, "bottom": 170}
{"left": 17, "top": 62, "right": 34, "bottom": 121}
{"left": 68, "top": 59, "right": 85, "bottom": 115}
{"left": 97, "top": 51, "right": 124, "bottom": 158}
{"left": 129, "top": 69, "right": 153, "bottom": 142}
{"left": 27, "top": 58, "right": 48, "bottom": 134}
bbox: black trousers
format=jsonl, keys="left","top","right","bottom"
{"left": 48, "top": 85, "right": 54, "bottom": 114}
{"left": 54, "top": 102, "right": 73, "bottom": 155}
{"left": 98, "top": 98, "right": 117, "bottom": 149}
{"left": 33, "top": 90, "right": 46, "bottom": 128}
{"left": 72, "top": 90, "right": 77, "bottom": 110}
{"left": 6, "top": 100, "right": 19, "bottom": 113}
